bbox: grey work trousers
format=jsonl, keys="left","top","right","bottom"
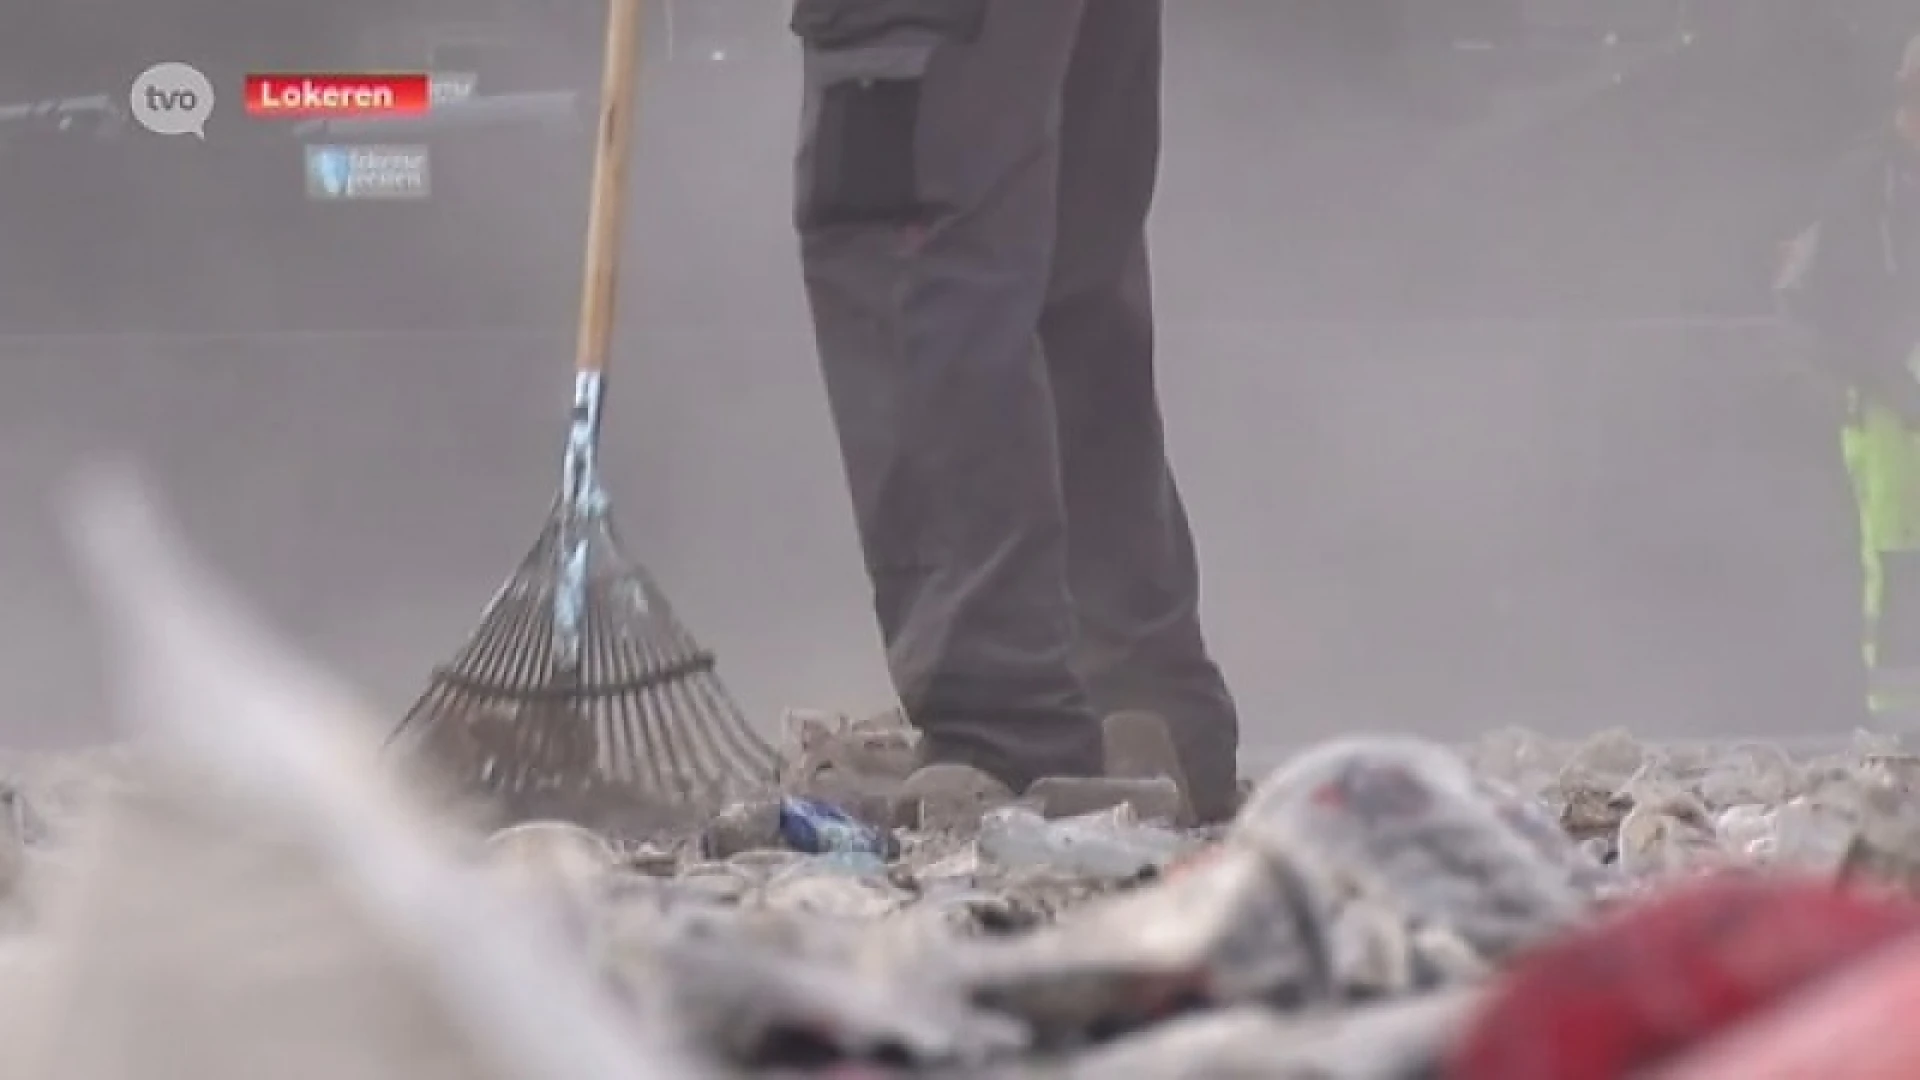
{"left": 791, "top": 0, "right": 1239, "bottom": 816}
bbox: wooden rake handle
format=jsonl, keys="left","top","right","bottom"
{"left": 574, "top": 0, "right": 644, "bottom": 376}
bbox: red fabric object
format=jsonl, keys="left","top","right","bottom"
{"left": 1442, "top": 873, "right": 1920, "bottom": 1080}
{"left": 1649, "top": 931, "right": 1920, "bottom": 1079}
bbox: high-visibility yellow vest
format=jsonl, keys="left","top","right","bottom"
{"left": 1843, "top": 382, "right": 1920, "bottom": 713}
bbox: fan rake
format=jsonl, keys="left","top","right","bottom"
{"left": 388, "top": 0, "right": 779, "bottom": 827}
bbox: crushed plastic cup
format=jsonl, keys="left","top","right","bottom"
{"left": 976, "top": 805, "right": 1193, "bottom": 881}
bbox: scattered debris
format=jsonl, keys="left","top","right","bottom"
{"left": 23, "top": 469, "right": 1920, "bottom": 1077}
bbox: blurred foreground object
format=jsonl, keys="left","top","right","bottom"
{"left": 1234, "top": 736, "right": 1589, "bottom": 965}
{"left": 1444, "top": 873, "right": 1920, "bottom": 1079}
{"left": 387, "top": 0, "right": 777, "bottom": 830}
{"left": 47, "top": 466, "right": 699, "bottom": 1080}
{"left": 1648, "top": 928, "right": 1920, "bottom": 1078}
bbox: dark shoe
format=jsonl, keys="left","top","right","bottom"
{"left": 896, "top": 710, "right": 1221, "bottom": 829}
{"left": 892, "top": 762, "right": 1017, "bottom": 833}
{"left": 1024, "top": 774, "right": 1189, "bottom": 825}
{"left": 1101, "top": 710, "right": 1198, "bottom": 824}
{"left": 981, "top": 711, "right": 1199, "bottom": 825}
{"left": 1104, "top": 708, "right": 1241, "bottom": 824}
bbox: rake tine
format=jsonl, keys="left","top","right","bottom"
{"left": 695, "top": 676, "right": 781, "bottom": 783}
{"left": 679, "top": 678, "right": 743, "bottom": 796}
{"left": 588, "top": 589, "right": 666, "bottom": 793}
{"left": 664, "top": 693, "right": 723, "bottom": 802}
{"left": 603, "top": 525, "right": 754, "bottom": 794}
{"left": 663, "top": 652, "right": 742, "bottom": 795}
{"left": 621, "top": 594, "right": 705, "bottom": 793}
{"left": 583, "top": 586, "right": 649, "bottom": 792}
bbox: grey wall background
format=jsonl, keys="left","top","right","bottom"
{"left": 0, "top": 1, "right": 1900, "bottom": 762}
{"left": 0, "top": 319, "right": 1864, "bottom": 763}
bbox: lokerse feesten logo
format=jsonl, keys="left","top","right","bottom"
{"left": 244, "top": 74, "right": 431, "bottom": 118}
{"left": 304, "top": 144, "right": 430, "bottom": 200}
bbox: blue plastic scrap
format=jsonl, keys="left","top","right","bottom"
{"left": 777, "top": 796, "right": 900, "bottom": 860}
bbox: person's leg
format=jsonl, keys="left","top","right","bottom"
{"left": 1040, "top": 0, "right": 1242, "bottom": 820}
{"left": 792, "top": 0, "right": 1104, "bottom": 790}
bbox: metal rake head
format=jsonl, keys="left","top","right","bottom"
{"left": 391, "top": 498, "right": 780, "bottom": 826}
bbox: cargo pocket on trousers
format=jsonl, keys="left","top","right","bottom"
{"left": 791, "top": 0, "right": 986, "bottom": 229}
